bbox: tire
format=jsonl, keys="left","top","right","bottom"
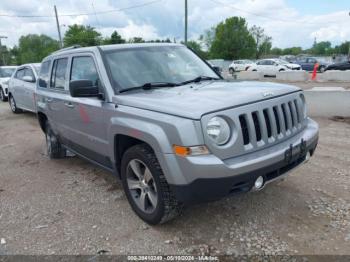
{"left": 45, "top": 122, "right": 66, "bottom": 159}
{"left": 9, "top": 95, "right": 22, "bottom": 114}
{"left": 319, "top": 66, "right": 325, "bottom": 73}
{"left": 0, "top": 88, "right": 7, "bottom": 102}
{"left": 229, "top": 68, "right": 235, "bottom": 74}
{"left": 279, "top": 69, "right": 285, "bottom": 72}
{"left": 121, "top": 144, "right": 182, "bottom": 225}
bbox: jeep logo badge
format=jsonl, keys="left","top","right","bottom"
{"left": 262, "top": 92, "right": 274, "bottom": 97}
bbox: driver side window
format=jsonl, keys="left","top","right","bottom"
{"left": 70, "top": 56, "right": 99, "bottom": 83}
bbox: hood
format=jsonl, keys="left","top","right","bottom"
{"left": 0, "top": 77, "right": 10, "bottom": 84}
{"left": 113, "top": 81, "right": 301, "bottom": 120}
{"left": 284, "top": 63, "right": 300, "bottom": 68}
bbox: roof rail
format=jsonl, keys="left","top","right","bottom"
{"left": 52, "top": 45, "right": 81, "bottom": 54}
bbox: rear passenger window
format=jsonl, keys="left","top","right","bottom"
{"left": 70, "top": 56, "right": 99, "bottom": 83}
{"left": 15, "top": 69, "right": 25, "bottom": 79}
{"left": 25, "top": 68, "right": 35, "bottom": 79}
{"left": 51, "top": 58, "right": 68, "bottom": 89}
{"left": 38, "top": 61, "right": 51, "bottom": 88}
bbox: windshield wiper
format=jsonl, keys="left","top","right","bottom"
{"left": 179, "top": 76, "right": 221, "bottom": 86}
{"left": 119, "top": 82, "right": 179, "bottom": 93}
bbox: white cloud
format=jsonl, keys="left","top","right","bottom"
{"left": 0, "top": 0, "right": 349, "bottom": 49}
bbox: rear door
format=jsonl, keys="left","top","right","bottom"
{"left": 22, "top": 67, "right": 36, "bottom": 111}
{"left": 60, "top": 54, "right": 114, "bottom": 169}
{"left": 11, "top": 68, "right": 25, "bottom": 107}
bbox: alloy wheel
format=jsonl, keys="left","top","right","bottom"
{"left": 126, "top": 159, "right": 158, "bottom": 214}
{"left": 10, "top": 97, "right": 16, "bottom": 112}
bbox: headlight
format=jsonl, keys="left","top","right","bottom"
{"left": 206, "top": 116, "right": 231, "bottom": 145}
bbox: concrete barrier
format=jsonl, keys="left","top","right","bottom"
{"left": 321, "top": 70, "right": 350, "bottom": 82}
{"left": 276, "top": 71, "right": 309, "bottom": 82}
{"left": 235, "top": 71, "right": 263, "bottom": 80}
{"left": 304, "top": 89, "right": 350, "bottom": 117}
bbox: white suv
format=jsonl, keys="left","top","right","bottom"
{"left": 248, "top": 59, "right": 301, "bottom": 76}
{"left": 229, "top": 60, "right": 256, "bottom": 74}
{"left": 0, "top": 66, "right": 17, "bottom": 102}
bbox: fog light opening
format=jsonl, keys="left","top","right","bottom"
{"left": 253, "top": 176, "right": 264, "bottom": 190}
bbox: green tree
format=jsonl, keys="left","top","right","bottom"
{"left": 63, "top": 24, "right": 102, "bottom": 47}
{"left": 103, "top": 31, "right": 126, "bottom": 45}
{"left": 270, "top": 47, "right": 283, "bottom": 56}
{"left": 282, "top": 47, "right": 303, "bottom": 56}
{"left": 128, "top": 37, "right": 145, "bottom": 43}
{"left": 199, "top": 27, "right": 215, "bottom": 50}
{"left": 311, "top": 41, "right": 333, "bottom": 55}
{"left": 334, "top": 41, "right": 350, "bottom": 55}
{"left": 14, "top": 34, "right": 59, "bottom": 64}
{"left": 209, "top": 17, "right": 256, "bottom": 60}
{"left": 250, "top": 25, "right": 272, "bottom": 58}
{"left": 185, "top": 40, "right": 208, "bottom": 59}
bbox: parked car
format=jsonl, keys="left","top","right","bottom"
{"left": 294, "top": 57, "right": 328, "bottom": 72}
{"left": 325, "top": 60, "right": 350, "bottom": 71}
{"left": 248, "top": 59, "right": 294, "bottom": 76}
{"left": 207, "top": 62, "right": 223, "bottom": 75}
{"left": 228, "top": 60, "right": 256, "bottom": 74}
{"left": 0, "top": 66, "right": 17, "bottom": 102}
{"left": 36, "top": 44, "right": 319, "bottom": 225}
{"left": 8, "top": 63, "right": 41, "bottom": 113}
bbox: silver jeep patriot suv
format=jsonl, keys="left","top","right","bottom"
{"left": 35, "top": 44, "right": 319, "bottom": 224}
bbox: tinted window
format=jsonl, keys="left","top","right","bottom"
{"left": 15, "top": 69, "right": 25, "bottom": 79}
{"left": 257, "top": 60, "right": 266, "bottom": 65}
{"left": 307, "top": 58, "right": 317, "bottom": 63}
{"left": 104, "top": 46, "right": 218, "bottom": 91}
{"left": 70, "top": 56, "right": 99, "bottom": 83}
{"left": 38, "top": 61, "right": 51, "bottom": 88}
{"left": 24, "top": 68, "right": 35, "bottom": 79}
{"left": 0, "top": 68, "right": 16, "bottom": 77}
{"left": 51, "top": 58, "right": 68, "bottom": 89}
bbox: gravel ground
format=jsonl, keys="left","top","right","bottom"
{"left": 0, "top": 101, "right": 349, "bottom": 256}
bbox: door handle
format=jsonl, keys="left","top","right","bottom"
{"left": 64, "top": 102, "right": 75, "bottom": 108}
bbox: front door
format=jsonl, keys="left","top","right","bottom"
{"left": 61, "top": 54, "right": 114, "bottom": 170}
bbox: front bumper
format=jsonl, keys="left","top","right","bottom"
{"left": 166, "top": 118, "right": 319, "bottom": 205}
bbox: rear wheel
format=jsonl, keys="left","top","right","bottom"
{"left": 319, "top": 66, "right": 326, "bottom": 73}
{"left": 45, "top": 122, "right": 66, "bottom": 159}
{"left": 121, "top": 144, "right": 182, "bottom": 225}
{"left": 0, "top": 88, "right": 7, "bottom": 102}
{"left": 9, "top": 95, "right": 22, "bottom": 114}
{"left": 229, "top": 68, "right": 235, "bottom": 74}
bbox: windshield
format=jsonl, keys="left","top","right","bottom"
{"left": 104, "top": 46, "right": 218, "bottom": 91}
{"left": 0, "top": 68, "right": 16, "bottom": 78}
{"left": 276, "top": 59, "right": 289, "bottom": 65}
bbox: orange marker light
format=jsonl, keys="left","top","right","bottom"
{"left": 173, "top": 145, "right": 209, "bottom": 157}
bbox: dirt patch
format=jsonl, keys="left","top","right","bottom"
{"left": 0, "top": 103, "right": 349, "bottom": 256}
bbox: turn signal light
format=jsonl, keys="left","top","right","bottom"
{"left": 173, "top": 145, "right": 209, "bottom": 157}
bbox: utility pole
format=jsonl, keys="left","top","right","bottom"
{"left": 0, "top": 35, "right": 8, "bottom": 65}
{"left": 54, "top": 5, "right": 63, "bottom": 48}
{"left": 185, "top": 0, "right": 188, "bottom": 45}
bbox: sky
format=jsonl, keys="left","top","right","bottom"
{"left": 0, "top": 0, "right": 349, "bottom": 49}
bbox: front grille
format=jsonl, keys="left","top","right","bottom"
{"left": 238, "top": 98, "right": 304, "bottom": 149}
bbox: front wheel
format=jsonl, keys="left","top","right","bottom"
{"left": 0, "top": 88, "right": 7, "bottom": 102}
{"left": 319, "top": 66, "right": 326, "bottom": 73}
{"left": 45, "top": 122, "right": 66, "bottom": 159}
{"left": 229, "top": 68, "right": 235, "bottom": 74}
{"left": 121, "top": 144, "right": 182, "bottom": 225}
{"left": 9, "top": 95, "right": 22, "bottom": 114}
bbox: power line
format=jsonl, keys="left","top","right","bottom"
{"left": 0, "top": 0, "right": 163, "bottom": 18}
{"left": 209, "top": 0, "right": 338, "bottom": 26}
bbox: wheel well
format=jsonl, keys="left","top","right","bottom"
{"left": 114, "top": 134, "right": 151, "bottom": 175}
{"left": 37, "top": 112, "right": 48, "bottom": 133}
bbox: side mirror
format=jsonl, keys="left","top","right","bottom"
{"left": 212, "top": 66, "right": 222, "bottom": 76}
{"left": 69, "top": 80, "right": 100, "bottom": 98}
{"left": 22, "top": 75, "right": 35, "bottom": 83}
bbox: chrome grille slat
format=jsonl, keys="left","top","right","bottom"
{"left": 238, "top": 97, "right": 305, "bottom": 150}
